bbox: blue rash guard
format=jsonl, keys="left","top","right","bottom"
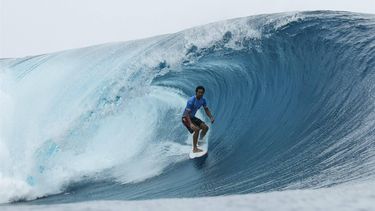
{"left": 183, "top": 95, "right": 207, "bottom": 118}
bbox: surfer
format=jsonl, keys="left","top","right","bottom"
{"left": 182, "top": 86, "right": 215, "bottom": 153}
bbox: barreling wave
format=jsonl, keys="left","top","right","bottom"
{"left": 0, "top": 10, "right": 375, "bottom": 204}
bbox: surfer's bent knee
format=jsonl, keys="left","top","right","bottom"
{"left": 201, "top": 123, "right": 209, "bottom": 131}
{"left": 193, "top": 126, "right": 200, "bottom": 132}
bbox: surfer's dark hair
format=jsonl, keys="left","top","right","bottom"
{"left": 196, "top": 86, "right": 205, "bottom": 93}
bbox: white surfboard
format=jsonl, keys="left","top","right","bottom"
{"left": 189, "top": 137, "right": 208, "bottom": 159}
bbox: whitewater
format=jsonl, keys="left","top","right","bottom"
{"left": 0, "top": 11, "right": 375, "bottom": 210}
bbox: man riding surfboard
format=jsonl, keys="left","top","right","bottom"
{"left": 182, "top": 86, "right": 215, "bottom": 153}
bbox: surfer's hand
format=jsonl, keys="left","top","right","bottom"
{"left": 210, "top": 116, "right": 215, "bottom": 124}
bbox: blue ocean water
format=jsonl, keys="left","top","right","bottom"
{"left": 0, "top": 11, "right": 375, "bottom": 204}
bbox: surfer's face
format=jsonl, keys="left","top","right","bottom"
{"left": 196, "top": 89, "right": 204, "bottom": 99}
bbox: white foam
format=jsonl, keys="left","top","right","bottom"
{"left": 0, "top": 77, "right": 192, "bottom": 203}
{"left": 0, "top": 175, "right": 34, "bottom": 202}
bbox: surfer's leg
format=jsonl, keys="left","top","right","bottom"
{"left": 199, "top": 123, "right": 209, "bottom": 140}
{"left": 192, "top": 125, "right": 203, "bottom": 153}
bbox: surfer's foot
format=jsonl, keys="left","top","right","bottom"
{"left": 193, "top": 147, "right": 203, "bottom": 153}
{"left": 199, "top": 134, "right": 206, "bottom": 140}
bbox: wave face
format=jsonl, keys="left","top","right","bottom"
{"left": 1, "top": 11, "right": 375, "bottom": 204}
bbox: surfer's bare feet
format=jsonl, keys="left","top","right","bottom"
{"left": 193, "top": 147, "right": 203, "bottom": 153}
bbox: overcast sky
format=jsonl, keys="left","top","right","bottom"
{"left": 1, "top": 0, "right": 374, "bottom": 58}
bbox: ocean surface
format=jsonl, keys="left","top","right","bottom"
{"left": 0, "top": 10, "right": 375, "bottom": 209}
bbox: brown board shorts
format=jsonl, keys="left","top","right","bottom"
{"left": 182, "top": 116, "right": 204, "bottom": 134}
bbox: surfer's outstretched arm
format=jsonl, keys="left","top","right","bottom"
{"left": 204, "top": 107, "right": 215, "bottom": 123}
{"left": 183, "top": 110, "right": 193, "bottom": 125}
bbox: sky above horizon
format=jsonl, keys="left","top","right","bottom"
{"left": 1, "top": 0, "right": 374, "bottom": 58}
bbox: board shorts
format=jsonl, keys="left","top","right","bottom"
{"left": 182, "top": 116, "right": 204, "bottom": 134}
